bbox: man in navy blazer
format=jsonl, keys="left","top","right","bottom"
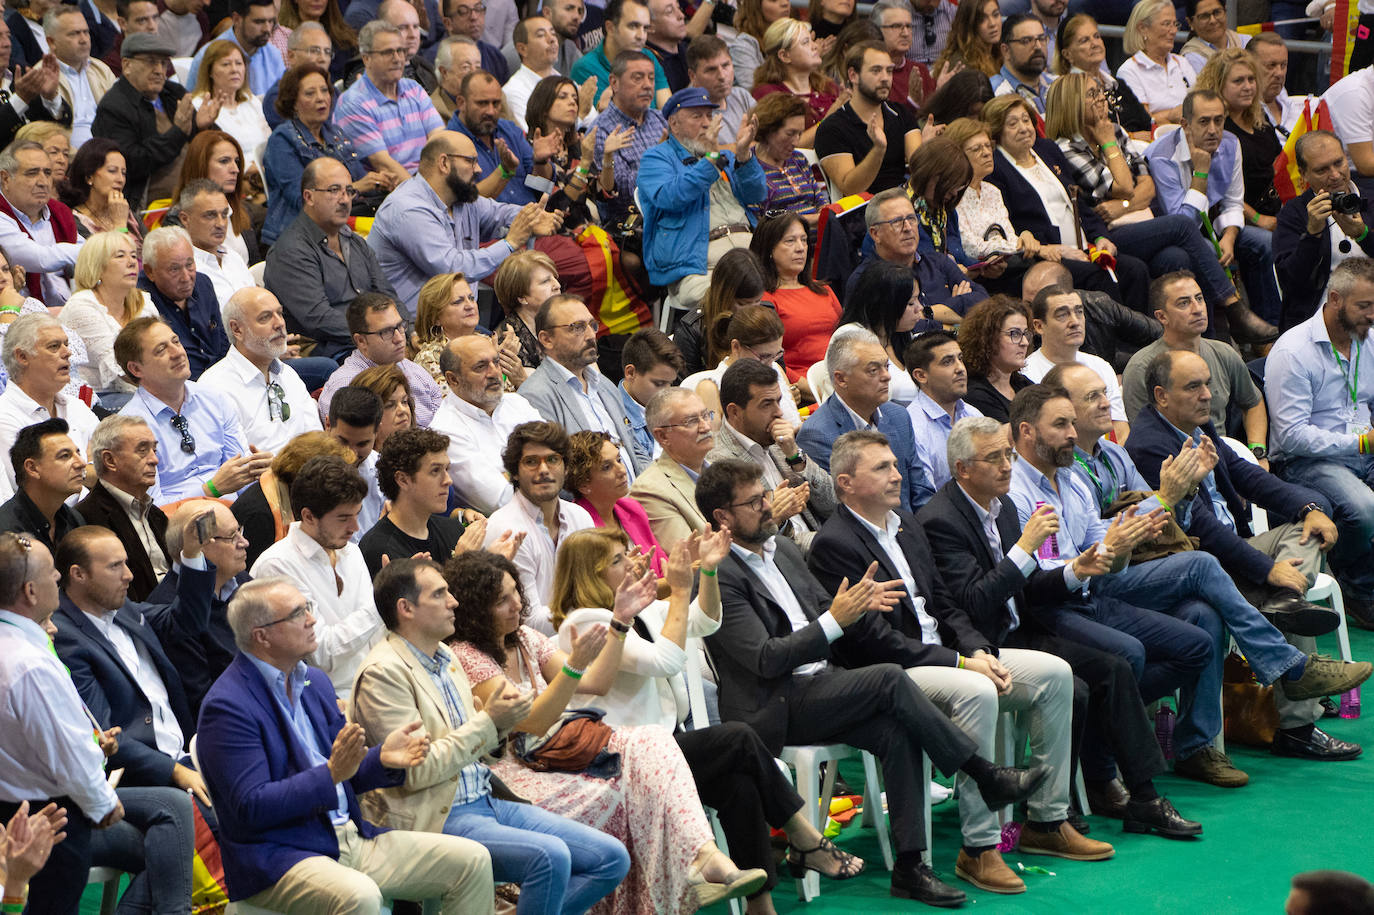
{"left": 197, "top": 576, "right": 495, "bottom": 911}
{"left": 797, "top": 330, "right": 934, "bottom": 511}
{"left": 1126, "top": 349, "right": 1368, "bottom": 762}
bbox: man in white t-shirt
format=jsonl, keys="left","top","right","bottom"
{"left": 1320, "top": 65, "right": 1374, "bottom": 195}
{"left": 1021, "top": 285, "right": 1130, "bottom": 443}
{"left": 504, "top": 15, "right": 562, "bottom": 130}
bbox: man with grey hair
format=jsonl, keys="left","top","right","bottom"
{"left": 0, "top": 313, "right": 99, "bottom": 502}
{"left": 374, "top": 0, "right": 438, "bottom": 93}
{"left": 200, "top": 575, "right": 496, "bottom": 915}
{"left": 139, "top": 222, "right": 231, "bottom": 379}
{"left": 0, "top": 139, "right": 83, "bottom": 306}
{"left": 812, "top": 428, "right": 1103, "bottom": 894}
{"left": 75, "top": 414, "right": 170, "bottom": 601}
{"left": 47, "top": 6, "right": 115, "bottom": 146}
{"left": 432, "top": 35, "right": 482, "bottom": 122}
{"left": 629, "top": 386, "right": 715, "bottom": 552}
{"left": 870, "top": 0, "right": 921, "bottom": 112}
{"left": 798, "top": 329, "right": 933, "bottom": 511}
{"left": 263, "top": 22, "right": 333, "bottom": 128}
{"left": 335, "top": 19, "right": 445, "bottom": 183}
{"left": 200, "top": 287, "right": 323, "bottom": 453}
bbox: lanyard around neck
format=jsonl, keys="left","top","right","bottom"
{"left": 1073, "top": 450, "right": 1118, "bottom": 511}
{"left": 1331, "top": 339, "right": 1362, "bottom": 410}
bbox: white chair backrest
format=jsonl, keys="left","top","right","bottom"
{"left": 806, "top": 359, "right": 833, "bottom": 405}
{"left": 248, "top": 260, "right": 266, "bottom": 287}
{"left": 683, "top": 637, "right": 713, "bottom": 733}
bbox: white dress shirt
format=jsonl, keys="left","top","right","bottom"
{"left": 731, "top": 539, "right": 841, "bottom": 676}
{"left": 428, "top": 390, "right": 542, "bottom": 514}
{"left": 193, "top": 244, "right": 257, "bottom": 308}
{"left": 485, "top": 489, "right": 593, "bottom": 634}
{"left": 0, "top": 380, "right": 100, "bottom": 502}
{"left": 0, "top": 196, "right": 82, "bottom": 304}
{"left": 850, "top": 508, "right": 940, "bottom": 645}
{"left": 1022, "top": 349, "right": 1127, "bottom": 421}
{"left": 199, "top": 346, "right": 322, "bottom": 453}
{"left": 100, "top": 480, "right": 169, "bottom": 578}
{"left": 0, "top": 609, "right": 119, "bottom": 821}
{"left": 250, "top": 521, "right": 384, "bottom": 698}
{"left": 84, "top": 607, "right": 185, "bottom": 757}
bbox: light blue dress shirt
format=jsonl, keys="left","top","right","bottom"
{"left": 1008, "top": 458, "right": 1097, "bottom": 590}
{"left": 1069, "top": 439, "right": 1188, "bottom": 527}
{"left": 956, "top": 485, "right": 1029, "bottom": 631}
{"left": 1265, "top": 309, "right": 1374, "bottom": 462}
{"left": 907, "top": 390, "right": 982, "bottom": 490}
{"left": 119, "top": 381, "right": 250, "bottom": 503}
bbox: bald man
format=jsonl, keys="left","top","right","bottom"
{"left": 368, "top": 131, "right": 563, "bottom": 315}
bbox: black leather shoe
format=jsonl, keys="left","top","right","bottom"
{"left": 1083, "top": 778, "right": 1130, "bottom": 819}
{"left": 1122, "top": 797, "right": 1202, "bottom": 838}
{"left": 891, "top": 861, "right": 967, "bottom": 907}
{"left": 974, "top": 763, "right": 1051, "bottom": 810}
{"left": 1345, "top": 592, "right": 1374, "bottom": 631}
{"left": 1258, "top": 591, "right": 1341, "bottom": 636}
{"left": 1271, "top": 725, "right": 1363, "bottom": 761}
{"left": 1320, "top": 696, "right": 1340, "bottom": 719}
{"left": 1067, "top": 810, "right": 1091, "bottom": 834}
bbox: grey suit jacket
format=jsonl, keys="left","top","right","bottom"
{"left": 706, "top": 421, "right": 835, "bottom": 549}
{"left": 629, "top": 453, "right": 707, "bottom": 552}
{"left": 517, "top": 358, "right": 650, "bottom": 473}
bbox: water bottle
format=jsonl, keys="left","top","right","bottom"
{"left": 1155, "top": 704, "right": 1176, "bottom": 760}
{"left": 1339, "top": 686, "right": 1362, "bottom": 719}
{"left": 1034, "top": 501, "right": 1059, "bottom": 561}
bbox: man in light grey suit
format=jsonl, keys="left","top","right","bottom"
{"left": 517, "top": 293, "right": 648, "bottom": 480}
{"left": 706, "top": 358, "right": 835, "bottom": 551}
{"left": 630, "top": 387, "right": 713, "bottom": 552}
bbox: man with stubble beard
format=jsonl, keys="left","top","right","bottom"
{"left": 816, "top": 40, "right": 922, "bottom": 197}
{"left": 369, "top": 130, "right": 563, "bottom": 316}
{"left": 447, "top": 69, "right": 562, "bottom": 206}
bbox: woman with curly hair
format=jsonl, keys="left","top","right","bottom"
{"left": 751, "top": 19, "right": 842, "bottom": 147}
{"left": 957, "top": 295, "right": 1033, "bottom": 422}
{"left": 566, "top": 431, "right": 666, "bottom": 578}
{"left": 675, "top": 248, "right": 768, "bottom": 376}
{"left": 932, "top": 0, "right": 1001, "bottom": 81}
{"left": 728, "top": 0, "right": 792, "bottom": 90}
{"left": 551, "top": 528, "right": 864, "bottom": 915}
{"left": 447, "top": 548, "right": 768, "bottom": 915}
{"left": 750, "top": 213, "right": 842, "bottom": 392}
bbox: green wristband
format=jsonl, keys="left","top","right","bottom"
{"left": 701, "top": 567, "right": 717, "bottom": 577}
{"left": 561, "top": 662, "right": 584, "bottom": 679}
{"left": 1192, "top": 170, "right": 1209, "bottom": 179}
{"left": 205, "top": 479, "right": 222, "bottom": 498}
{"left": 499, "top": 163, "right": 516, "bottom": 179}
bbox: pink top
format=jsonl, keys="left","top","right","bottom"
{"left": 576, "top": 495, "right": 667, "bottom": 577}
{"left": 767, "top": 284, "right": 844, "bottom": 384}
{"left": 454, "top": 625, "right": 557, "bottom": 692}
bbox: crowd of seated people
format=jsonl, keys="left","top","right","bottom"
{"left": 4, "top": 0, "right": 1374, "bottom": 911}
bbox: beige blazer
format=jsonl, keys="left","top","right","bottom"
{"left": 58, "top": 58, "right": 117, "bottom": 114}
{"left": 349, "top": 631, "right": 503, "bottom": 834}
{"left": 629, "top": 453, "right": 708, "bottom": 553}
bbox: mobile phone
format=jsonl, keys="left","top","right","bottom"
{"left": 193, "top": 510, "right": 216, "bottom": 545}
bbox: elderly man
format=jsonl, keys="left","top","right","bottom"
{"left": 0, "top": 18, "right": 71, "bottom": 149}
{"left": 139, "top": 222, "right": 230, "bottom": 379}
{"left": 869, "top": 0, "right": 922, "bottom": 114}
{"left": 0, "top": 139, "right": 81, "bottom": 305}
{"left": 638, "top": 86, "right": 762, "bottom": 311}
{"left": 0, "top": 419, "right": 85, "bottom": 550}
{"left": 75, "top": 414, "right": 169, "bottom": 601}
{"left": 317, "top": 292, "right": 443, "bottom": 427}
{"left": 797, "top": 330, "right": 933, "bottom": 512}
{"left": 1145, "top": 88, "right": 1280, "bottom": 338}
{"left": 335, "top": 20, "right": 445, "bottom": 186}
{"left": 91, "top": 32, "right": 216, "bottom": 206}
{"left": 990, "top": 13, "right": 1052, "bottom": 114}
{"left": 591, "top": 51, "right": 669, "bottom": 224}
{"left": 644, "top": 0, "right": 690, "bottom": 93}
{"left": 116, "top": 316, "right": 274, "bottom": 503}
{"left": 448, "top": 69, "right": 559, "bottom": 205}
{"left": 0, "top": 314, "right": 99, "bottom": 502}
{"left": 201, "top": 287, "right": 324, "bottom": 453}
{"left": 1273, "top": 131, "right": 1374, "bottom": 331}
{"left": 845, "top": 188, "right": 986, "bottom": 331}
{"left": 816, "top": 41, "right": 920, "bottom": 197}
{"left": 187, "top": 0, "right": 284, "bottom": 94}
{"left": 571, "top": 0, "right": 669, "bottom": 107}
{"left": 628, "top": 387, "right": 713, "bottom": 552}
{"left": 265, "top": 157, "right": 397, "bottom": 361}
{"left": 504, "top": 15, "right": 562, "bottom": 129}
{"left": 48, "top": 6, "right": 114, "bottom": 146}
{"left": 368, "top": 131, "right": 560, "bottom": 315}
{"left": 429, "top": 333, "right": 541, "bottom": 514}
{"left": 263, "top": 21, "right": 332, "bottom": 128}
{"left": 432, "top": 35, "right": 482, "bottom": 122}
{"left": 1249, "top": 32, "right": 1304, "bottom": 135}
{"left": 518, "top": 293, "right": 645, "bottom": 475}
{"left": 373, "top": 0, "right": 438, "bottom": 93}
{"left": 197, "top": 576, "right": 494, "bottom": 913}
{"left": 686, "top": 35, "right": 753, "bottom": 144}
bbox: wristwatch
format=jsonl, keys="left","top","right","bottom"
{"left": 1298, "top": 502, "right": 1323, "bottom": 520}
{"left": 1249, "top": 443, "right": 1268, "bottom": 460}
{"left": 785, "top": 451, "right": 806, "bottom": 467}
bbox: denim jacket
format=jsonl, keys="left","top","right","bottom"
{"left": 262, "top": 119, "right": 369, "bottom": 245}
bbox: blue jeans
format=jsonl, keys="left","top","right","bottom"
{"left": 1276, "top": 455, "right": 1374, "bottom": 597}
{"left": 1110, "top": 214, "right": 1238, "bottom": 312}
{"left": 90, "top": 786, "right": 196, "bottom": 915}
{"left": 1235, "top": 225, "right": 1282, "bottom": 324}
{"left": 283, "top": 355, "right": 340, "bottom": 392}
{"left": 442, "top": 794, "right": 629, "bottom": 915}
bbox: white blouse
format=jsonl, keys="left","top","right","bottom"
{"left": 955, "top": 181, "right": 1020, "bottom": 260}
{"left": 1006, "top": 149, "right": 1079, "bottom": 247}
{"left": 59, "top": 289, "right": 158, "bottom": 393}
{"left": 556, "top": 598, "right": 721, "bottom": 731}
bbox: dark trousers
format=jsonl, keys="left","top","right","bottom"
{"left": 676, "top": 721, "right": 805, "bottom": 896}
{"left": 778, "top": 664, "right": 978, "bottom": 854}
{"left": 0, "top": 796, "right": 90, "bottom": 915}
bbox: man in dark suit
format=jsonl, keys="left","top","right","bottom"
{"left": 197, "top": 577, "right": 494, "bottom": 910}
{"left": 796, "top": 330, "right": 933, "bottom": 511}
{"left": 916, "top": 414, "right": 1204, "bottom": 838}
{"left": 76, "top": 415, "right": 169, "bottom": 602}
{"left": 810, "top": 430, "right": 1108, "bottom": 895}
{"left": 1126, "top": 349, "right": 1367, "bottom": 762}
{"left": 0, "top": 36, "right": 73, "bottom": 147}
{"left": 694, "top": 457, "right": 1048, "bottom": 907}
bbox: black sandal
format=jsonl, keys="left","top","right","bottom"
{"left": 786, "top": 837, "right": 866, "bottom": 880}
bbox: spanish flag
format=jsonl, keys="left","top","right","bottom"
{"left": 1329, "top": 0, "right": 1362, "bottom": 83}
{"left": 1273, "top": 97, "right": 1335, "bottom": 202}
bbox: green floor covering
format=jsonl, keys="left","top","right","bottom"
{"left": 81, "top": 628, "right": 1374, "bottom": 915}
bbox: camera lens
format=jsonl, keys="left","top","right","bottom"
{"left": 1331, "top": 191, "right": 1363, "bottom": 215}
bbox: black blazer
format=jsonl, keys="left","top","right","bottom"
{"left": 1273, "top": 188, "right": 1374, "bottom": 330}
{"left": 75, "top": 482, "right": 169, "bottom": 603}
{"left": 916, "top": 480, "right": 1076, "bottom": 645}
{"left": 90, "top": 76, "right": 207, "bottom": 207}
{"left": 987, "top": 137, "right": 1110, "bottom": 245}
{"left": 0, "top": 85, "right": 73, "bottom": 148}
{"left": 808, "top": 503, "right": 992, "bottom": 661}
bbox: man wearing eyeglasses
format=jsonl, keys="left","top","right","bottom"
{"left": 991, "top": 15, "right": 1052, "bottom": 116}
{"left": 627, "top": 387, "right": 715, "bottom": 553}
{"left": 264, "top": 22, "right": 332, "bottom": 127}
{"left": 201, "top": 287, "right": 324, "bottom": 454}
{"left": 871, "top": 0, "right": 926, "bottom": 115}
{"left": 317, "top": 292, "right": 443, "bottom": 427}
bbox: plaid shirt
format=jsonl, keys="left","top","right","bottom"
{"left": 1055, "top": 126, "right": 1149, "bottom": 206}
{"left": 594, "top": 102, "right": 669, "bottom": 224}
{"left": 404, "top": 639, "right": 492, "bottom": 807}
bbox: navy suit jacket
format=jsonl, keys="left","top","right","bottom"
{"left": 197, "top": 652, "right": 404, "bottom": 901}
{"left": 809, "top": 502, "right": 992, "bottom": 660}
{"left": 1124, "top": 404, "right": 1331, "bottom": 588}
{"left": 987, "top": 138, "right": 1110, "bottom": 245}
{"left": 146, "top": 568, "right": 251, "bottom": 717}
{"left": 796, "top": 394, "right": 933, "bottom": 511}
{"left": 53, "top": 562, "right": 216, "bottom": 786}
{"left": 917, "top": 479, "right": 1076, "bottom": 644}
{"left": 139, "top": 271, "right": 231, "bottom": 380}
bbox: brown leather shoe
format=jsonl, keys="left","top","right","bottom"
{"left": 954, "top": 848, "right": 1025, "bottom": 894}
{"left": 1017, "top": 822, "right": 1116, "bottom": 861}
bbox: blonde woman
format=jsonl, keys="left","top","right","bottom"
{"left": 494, "top": 250, "right": 562, "bottom": 373}
{"left": 1052, "top": 14, "right": 1154, "bottom": 139}
{"left": 751, "top": 19, "right": 845, "bottom": 148}
{"left": 192, "top": 40, "right": 273, "bottom": 178}
{"left": 13, "top": 121, "right": 71, "bottom": 185}
{"left": 59, "top": 231, "right": 157, "bottom": 402}
{"left": 412, "top": 271, "right": 526, "bottom": 392}
{"left": 1116, "top": 0, "right": 1197, "bottom": 124}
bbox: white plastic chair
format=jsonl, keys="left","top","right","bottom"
{"left": 683, "top": 641, "right": 744, "bottom": 915}
{"left": 248, "top": 261, "right": 267, "bottom": 287}
{"left": 994, "top": 711, "right": 1092, "bottom": 824}
{"left": 805, "top": 360, "right": 833, "bottom": 407}
{"left": 87, "top": 867, "right": 124, "bottom": 915}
